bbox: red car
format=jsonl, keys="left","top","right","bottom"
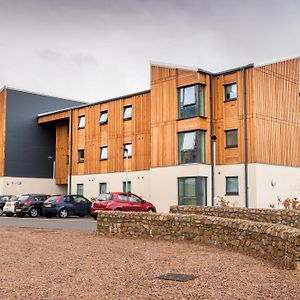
{"left": 91, "top": 192, "right": 156, "bottom": 220}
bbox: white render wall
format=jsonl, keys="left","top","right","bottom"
{"left": 0, "top": 177, "right": 67, "bottom": 195}
{"left": 68, "top": 163, "right": 300, "bottom": 213}
{"left": 71, "top": 170, "right": 150, "bottom": 202}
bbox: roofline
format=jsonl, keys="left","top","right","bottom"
{"left": 37, "top": 89, "right": 151, "bottom": 117}
{"left": 254, "top": 55, "right": 300, "bottom": 68}
{"left": 4, "top": 86, "right": 86, "bottom": 104}
{"left": 213, "top": 63, "right": 254, "bottom": 76}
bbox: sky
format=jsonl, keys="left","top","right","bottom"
{"left": 0, "top": 0, "right": 299, "bottom": 102}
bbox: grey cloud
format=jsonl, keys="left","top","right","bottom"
{"left": 70, "top": 53, "right": 98, "bottom": 68}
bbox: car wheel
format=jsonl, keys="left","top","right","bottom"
{"left": 147, "top": 208, "right": 155, "bottom": 213}
{"left": 58, "top": 208, "right": 68, "bottom": 218}
{"left": 0, "top": 208, "right": 3, "bottom": 216}
{"left": 29, "top": 208, "right": 38, "bottom": 218}
{"left": 114, "top": 208, "right": 121, "bottom": 212}
{"left": 16, "top": 213, "right": 24, "bottom": 217}
{"left": 5, "top": 213, "right": 13, "bottom": 217}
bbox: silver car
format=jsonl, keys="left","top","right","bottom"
{"left": 3, "top": 196, "right": 19, "bottom": 216}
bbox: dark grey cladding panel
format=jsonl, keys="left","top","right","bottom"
{"left": 5, "top": 89, "right": 82, "bottom": 178}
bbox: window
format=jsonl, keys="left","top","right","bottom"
{"left": 178, "top": 84, "right": 205, "bottom": 119}
{"left": 100, "top": 146, "right": 108, "bottom": 160}
{"left": 123, "top": 181, "right": 131, "bottom": 192}
{"left": 178, "top": 130, "right": 206, "bottom": 164}
{"left": 224, "top": 83, "right": 237, "bottom": 101}
{"left": 78, "top": 149, "right": 84, "bottom": 163}
{"left": 178, "top": 177, "right": 207, "bottom": 206}
{"left": 226, "top": 177, "right": 239, "bottom": 195}
{"left": 99, "top": 183, "right": 107, "bottom": 194}
{"left": 225, "top": 129, "right": 238, "bottom": 148}
{"left": 117, "top": 194, "right": 128, "bottom": 201}
{"left": 123, "top": 105, "right": 132, "bottom": 120}
{"left": 99, "top": 111, "right": 108, "bottom": 124}
{"left": 128, "top": 194, "right": 141, "bottom": 202}
{"left": 74, "top": 195, "right": 87, "bottom": 203}
{"left": 77, "top": 184, "right": 84, "bottom": 196}
{"left": 123, "top": 143, "right": 132, "bottom": 158}
{"left": 78, "top": 115, "right": 85, "bottom": 128}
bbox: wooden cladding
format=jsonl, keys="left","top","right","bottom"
{"left": 150, "top": 66, "right": 211, "bottom": 167}
{"left": 71, "top": 92, "right": 151, "bottom": 176}
{"left": 38, "top": 110, "right": 70, "bottom": 124}
{"left": 0, "top": 88, "right": 6, "bottom": 176}
{"left": 252, "top": 58, "right": 300, "bottom": 167}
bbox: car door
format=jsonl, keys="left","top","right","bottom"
{"left": 63, "top": 196, "right": 76, "bottom": 215}
{"left": 128, "top": 193, "right": 144, "bottom": 211}
{"left": 73, "top": 195, "right": 91, "bottom": 215}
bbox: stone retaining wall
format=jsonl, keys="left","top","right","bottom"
{"left": 169, "top": 206, "right": 300, "bottom": 228}
{"left": 97, "top": 211, "right": 300, "bottom": 270}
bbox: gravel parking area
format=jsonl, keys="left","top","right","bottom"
{"left": 0, "top": 227, "right": 300, "bottom": 300}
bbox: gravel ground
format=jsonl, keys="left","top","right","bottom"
{"left": 0, "top": 227, "right": 300, "bottom": 300}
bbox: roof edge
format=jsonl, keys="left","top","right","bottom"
{"left": 38, "top": 89, "right": 150, "bottom": 118}
{"left": 254, "top": 55, "right": 300, "bottom": 68}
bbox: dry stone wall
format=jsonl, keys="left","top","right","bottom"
{"left": 97, "top": 211, "right": 300, "bottom": 270}
{"left": 170, "top": 206, "right": 300, "bottom": 229}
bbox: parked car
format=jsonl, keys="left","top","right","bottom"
{"left": 43, "top": 194, "right": 92, "bottom": 218}
{"left": 0, "top": 195, "right": 14, "bottom": 216}
{"left": 91, "top": 192, "right": 156, "bottom": 220}
{"left": 3, "top": 195, "right": 19, "bottom": 217}
{"left": 14, "top": 194, "right": 50, "bottom": 217}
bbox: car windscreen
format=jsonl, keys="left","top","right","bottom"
{"left": 96, "top": 194, "right": 113, "bottom": 201}
{"left": 18, "top": 195, "right": 30, "bottom": 202}
{"left": 44, "top": 196, "right": 60, "bottom": 204}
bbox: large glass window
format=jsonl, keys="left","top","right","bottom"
{"left": 225, "top": 129, "right": 238, "bottom": 148}
{"left": 77, "top": 184, "right": 84, "bottom": 196}
{"left": 178, "top": 177, "right": 207, "bottom": 205}
{"left": 78, "top": 149, "right": 84, "bottom": 163}
{"left": 224, "top": 83, "right": 237, "bottom": 101}
{"left": 99, "top": 182, "right": 107, "bottom": 194}
{"left": 178, "top": 130, "right": 206, "bottom": 164}
{"left": 123, "top": 181, "right": 131, "bottom": 192}
{"left": 100, "top": 146, "right": 108, "bottom": 160}
{"left": 123, "top": 106, "right": 132, "bottom": 120}
{"left": 78, "top": 116, "right": 85, "bottom": 129}
{"left": 99, "top": 111, "right": 108, "bottom": 124}
{"left": 226, "top": 177, "right": 239, "bottom": 195}
{"left": 123, "top": 143, "right": 132, "bottom": 158}
{"left": 178, "top": 84, "right": 205, "bottom": 119}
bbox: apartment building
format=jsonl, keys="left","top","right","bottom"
{"left": 36, "top": 56, "right": 300, "bottom": 212}
{"left": 0, "top": 87, "right": 84, "bottom": 195}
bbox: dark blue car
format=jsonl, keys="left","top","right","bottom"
{"left": 43, "top": 194, "right": 92, "bottom": 218}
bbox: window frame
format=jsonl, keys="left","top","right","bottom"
{"left": 78, "top": 115, "right": 85, "bottom": 129}
{"left": 123, "top": 143, "right": 132, "bottom": 158}
{"left": 76, "top": 184, "right": 84, "bottom": 196}
{"left": 178, "top": 83, "right": 206, "bottom": 119}
{"left": 99, "top": 182, "right": 107, "bottom": 194}
{"left": 100, "top": 146, "right": 108, "bottom": 161}
{"left": 99, "top": 110, "right": 108, "bottom": 125}
{"left": 123, "top": 181, "right": 132, "bottom": 193}
{"left": 123, "top": 105, "right": 132, "bottom": 121}
{"left": 224, "top": 83, "right": 237, "bottom": 101}
{"left": 225, "top": 129, "right": 238, "bottom": 148}
{"left": 178, "top": 130, "right": 206, "bottom": 165}
{"left": 177, "top": 176, "right": 207, "bottom": 206}
{"left": 78, "top": 149, "right": 85, "bottom": 163}
{"left": 226, "top": 176, "right": 239, "bottom": 195}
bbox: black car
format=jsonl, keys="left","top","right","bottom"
{"left": 43, "top": 194, "right": 92, "bottom": 218}
{"left": 15, "top": 194, "right": 50, "bottom": 217}
{"left": 0, "top": 195, "right": 14, "bottom": 216}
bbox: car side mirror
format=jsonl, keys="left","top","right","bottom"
{"left": 141, "top": 199, "right": 146, "bottom": 204}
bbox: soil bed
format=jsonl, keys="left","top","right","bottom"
{"left": 0, "top": 227, "right": 299, "bottom": 299}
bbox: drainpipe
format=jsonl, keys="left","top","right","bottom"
{"left": 209, "top": 74, "right": 216, "bottom": 206}
{"left": 243, "top": 68, "right": 249, "bottom": 208}
{"left": 68, "top": 109, "right": 73, "bottom": 194}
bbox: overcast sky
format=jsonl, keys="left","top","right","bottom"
{"left": 0, "top": 0, "right": 299, "bottom": 102}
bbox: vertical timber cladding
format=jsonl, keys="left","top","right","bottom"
{"left": 150, "top": 65, "right": 211, "bottom": 168}
{"left": 0, "top": 88, "right": 6, "bottom": 176}
{"left": 55, "top": 119, "right": 69, "bottom": 184}
{"left": 212, "top": 68, "right": 254, "bottom": 165}
{"left": 253, "top": 57, "right": 300, "bottom": 167}
{"left": 71, "top": 92, "right": 151, "bottom": 176}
